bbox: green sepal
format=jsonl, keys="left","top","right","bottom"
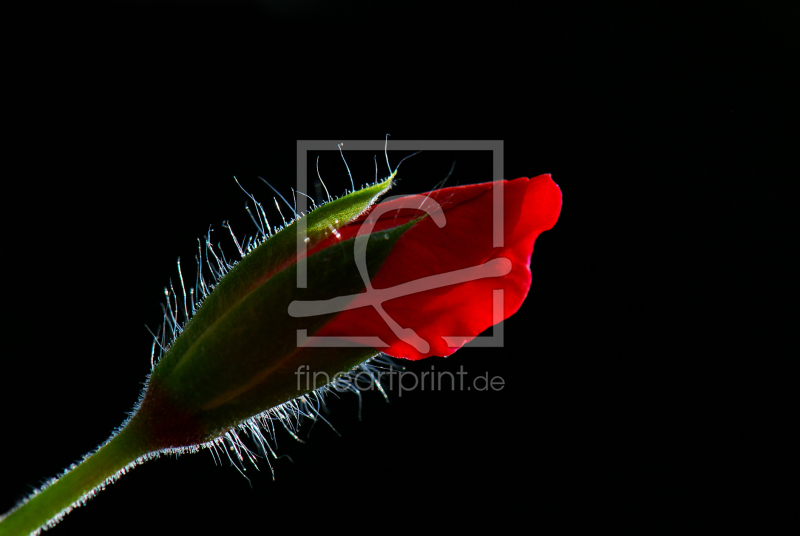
{"left": 137, "top": 177, "right": 407, "bottom": 447}
{"left": 150, "top": 176, "right": 392, "bottom": 381}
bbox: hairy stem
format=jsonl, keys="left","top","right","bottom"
{"left": 0, "top": 420, "right": 152, "bottom": 536}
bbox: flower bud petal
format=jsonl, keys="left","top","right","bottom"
{"left": 313, "top": 174, "right": 562, "bottom": 359}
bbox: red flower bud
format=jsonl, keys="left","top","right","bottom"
{"left": 296, "top": 174, "right": 561, "bottom": 359}
{"left": 0, "top": 171, "right": 561, "bottom": 536}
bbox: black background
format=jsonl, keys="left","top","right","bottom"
{"left": 2, "top": 1, "right": 794, "bottom": 534}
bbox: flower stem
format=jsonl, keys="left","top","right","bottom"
{"left": 0, "top": 419, "right": 152, "bottom": 536}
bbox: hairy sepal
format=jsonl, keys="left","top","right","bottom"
{"left": 137, "top": 177, "right": 406, "bottom": 448}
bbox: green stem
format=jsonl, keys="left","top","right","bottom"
{"left": 0, "top": 419, "right": 152, "bottom": 536}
